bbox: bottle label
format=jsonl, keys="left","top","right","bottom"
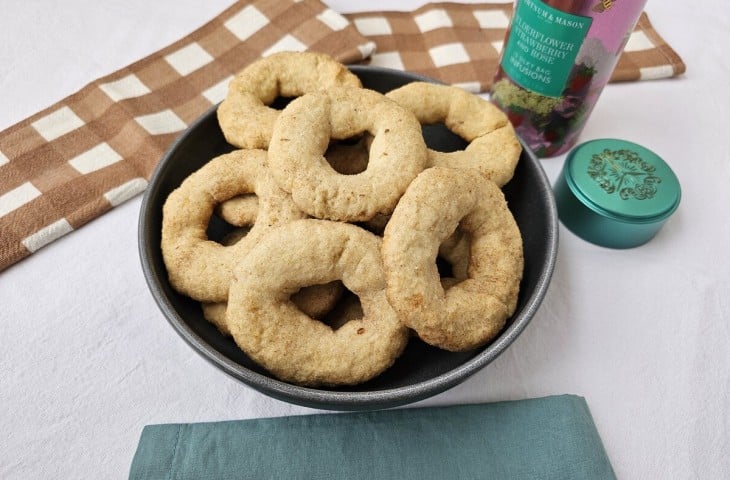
{"left": 501, "top": 0, "right": 592, "bottom": 98}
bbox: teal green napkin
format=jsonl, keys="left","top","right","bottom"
{"left": 129, "top": 395, "right": 615, "bottom": 479}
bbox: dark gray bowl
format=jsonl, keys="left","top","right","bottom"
{"left": 138, "top": 66, "right": 558, "bottom": 411}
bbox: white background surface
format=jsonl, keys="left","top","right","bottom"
{"left": 1, "top": 1, "right": 728, "bottom": 478}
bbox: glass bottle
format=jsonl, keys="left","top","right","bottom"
{"left": 491, "top": 0, "right": 648, "bottom": 157}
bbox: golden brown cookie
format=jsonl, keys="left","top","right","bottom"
{"left": 226, "top": 219, "right": 409, "bottom": 386}
{"left": 161, "top": 149, "right": 306, "bottom": 302}
{"left": 217, "top": 51, "right": 362, "bottom": 149}
{"left": 382, "top": 167, "right": 524, "bottom": 352}
{"left": 267, "top": 86, "right": 428, "bottom": 222}
{"left": 386, "top": 82, "right": 522, "bottom": 187}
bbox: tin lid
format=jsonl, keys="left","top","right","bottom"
{"left": 564, "top": 139, "right": 681, "bottom": 224}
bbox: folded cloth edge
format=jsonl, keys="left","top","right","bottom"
{"left": 129, "top": 394, "right": 616, "bottom": 480}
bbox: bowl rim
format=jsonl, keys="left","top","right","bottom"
{"left": 138, "top": 65, "right": 559, "bottom": 410}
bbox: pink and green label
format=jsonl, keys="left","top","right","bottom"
{"left": 502, "top": 0, "right": 592, "bottom": 97}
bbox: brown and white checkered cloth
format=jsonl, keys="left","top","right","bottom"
{"left": 0, "top": 1, "right": 684, "bottom": 272}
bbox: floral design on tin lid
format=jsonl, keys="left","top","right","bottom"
{"left": 587, "top": 148, "right": 662, "bottom": 200}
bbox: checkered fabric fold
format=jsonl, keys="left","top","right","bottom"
{"left": 0, "top": 1, "right": 684, "bottom": 272}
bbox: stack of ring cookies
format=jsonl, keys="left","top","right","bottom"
{"left": 161, "top": 51, "right": 524, "bottom": 387}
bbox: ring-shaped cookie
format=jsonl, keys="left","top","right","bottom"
{"left": 217, "top": 51, "right": 362, "bottom": 149}
{"left": 226, "top": 219, "right": 409, "bottom": 386}
{"left": 382, "top": 167, "right": 524, "bottom": 352}
{"left": 161, "top": 149, "right": 307, "bottom": 302}
{"left": 267, "top": 86, "right": 428, "bottom": 221}
{"left": 215, "top": 137, "right": 372, "bottom": 227}
{"left": 386, "top": 82, "right": 522, "bottom": 187}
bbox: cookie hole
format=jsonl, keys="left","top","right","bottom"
{"left": 438, "top": 228, "right": 472, "bottom": 282}
{"left": 422, "top": 123, "right": 468, "bottom": 153}
{"left": 215, "top": 194, "right": 259, "bottom": 228}
{"left": 319, "top": 290, "right": 363, "bottom": 331}
{"left": 333, "top": 134, "right": 366, "bottom": 147}
{"left": 269, "top": 96, "right": 296, "bottom": 110}
{"left": 325, "top": 134, "right": 371, "bottom": 175}
{"left": 436, "top": 255, "right": 454, "bottom": 278}
{"left": 355, "top": 213, "right": 389, "bottom": 237}
{"left": 206, "top": 214, "right": 239, "bottom": 245}
{"left": 437, "top": 256, "right": 466, "bottom": 292}
{"left": 291, "top": 280, "right": 347, "bottom": 323}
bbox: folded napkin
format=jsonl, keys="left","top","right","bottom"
{"left": 129, "top": 395, "right": 616, "bottom": 480}
{"left": 0, "top": 0, "right": 685, "bottom": 273}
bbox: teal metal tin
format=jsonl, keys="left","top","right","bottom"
{"left": 553, "top": 139, "right": 681, "bottom": 249}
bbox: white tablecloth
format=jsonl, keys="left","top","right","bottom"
{"left": 2, "top": 1, "right": 728, "bottom": 478}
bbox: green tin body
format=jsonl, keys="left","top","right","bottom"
{"left": 553, "top": 139, "right": 681, "bottom": 249}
